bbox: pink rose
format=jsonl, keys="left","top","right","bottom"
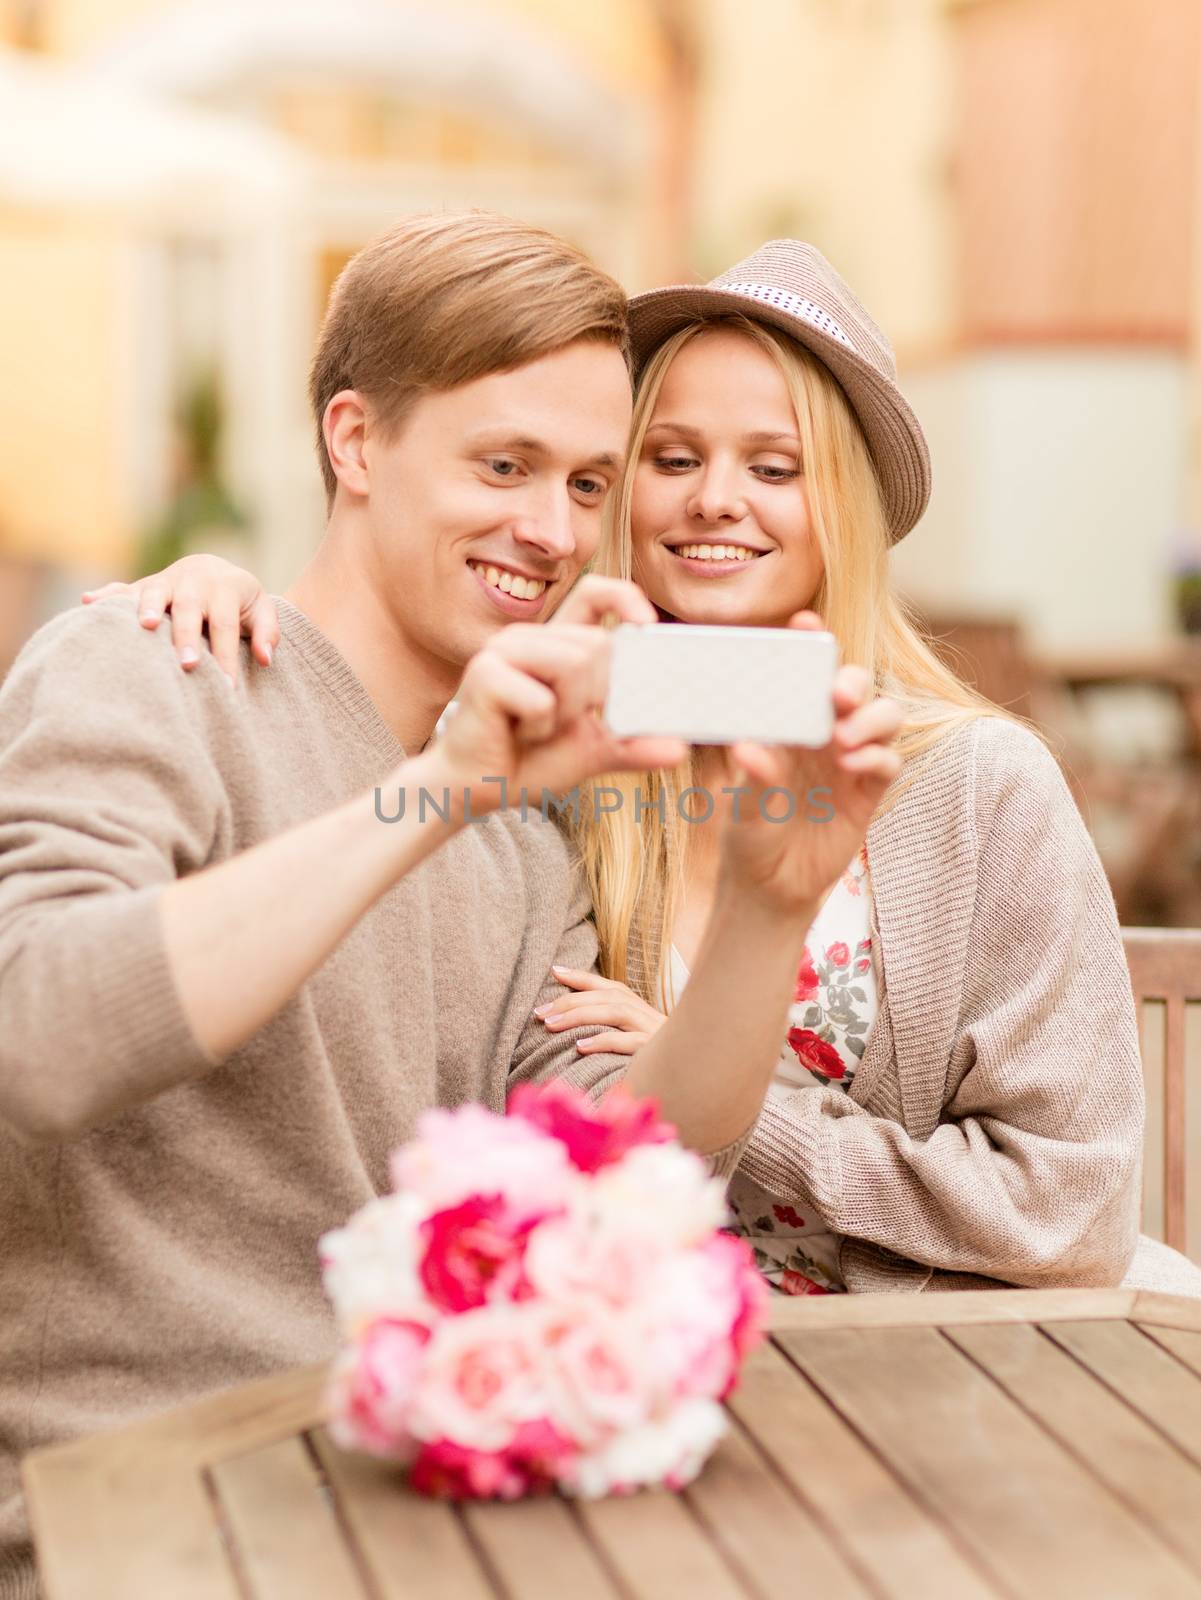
{"left": 786, "top": 1028, "right": 846, "bottom": 1080}
{"left": 825, "top": 941, "right": 850, "bottom": 968}
{"left": 409, "top": 1304, "right": 551, "bottom": 1453}
{"left": 772, "top": 1203, "right": 806, "bottom": 1230}
{"left": 854, "top": 957, "right": 871, "bottom": 975}
{"left": 793, "top": 948, "right": 819, "bottom": 1003}
{"left": 698, "top": 1232, "right": 767, "bottom": 1373}
{"left": 545, "top": 1304, "right": 655, "bottom": 1446}
{"left": 523, "top": 1211, "right": 660, "bottom": 1309}
{"left": 419, "top": 1196, "right": 538, "bottom": 1313}
{"left": 508, "top": 1082, "right": 674, "bottom": 1174}
{"left": 392, "top": 1104, "right": 573, "bottom": 1223}
{"left": 409, "top": 1419, "right": 575, "bottom": 1500}
{"left": 327, "top": 1317, "right": 431, "bottom": 1459}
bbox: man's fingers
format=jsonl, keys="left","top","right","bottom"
{"left": 247, "top": 594, "right": 281, "bottom": 666}
{"left": 730, "top": 741, "right": 788, "bottom": 790}
{"left": 604, "top": 735, "right": 688, "bottom": 772}
{"left": 554, "top": 574, "right": 657, "bottom": 628}
{"left": 462, "top": 655, "right": 558, "bottom": 744}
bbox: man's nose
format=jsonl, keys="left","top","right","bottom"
{"left": 513, "top": 489, "right": 577, "bottom": 562}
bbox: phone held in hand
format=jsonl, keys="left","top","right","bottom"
{"left": 604, "top": 624, "right": 839, "bottom": 747}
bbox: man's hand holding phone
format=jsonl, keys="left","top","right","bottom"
{"left": 419, "top": 576, "right": 687, "bottom": 819}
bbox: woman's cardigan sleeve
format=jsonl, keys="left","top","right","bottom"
{"left": 737, "top": 721, "right": 1144, "bottom": 1287}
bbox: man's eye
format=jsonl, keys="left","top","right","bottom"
{"left": 571, "top": 476, "right": 606, "bottom": 498}
{"left": 486, "top": 458, "right": 520, "bottom": 477}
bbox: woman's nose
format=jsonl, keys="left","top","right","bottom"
{"left": 686, "top": 465, "right": 748, "bottom": 525}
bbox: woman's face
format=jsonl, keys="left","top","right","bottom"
{"left": 630, "top": 327, "right": 824, "bottom": 627}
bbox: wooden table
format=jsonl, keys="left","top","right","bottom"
{"left": 24, "top": 1288, "right": 1201, "bottom": 1600}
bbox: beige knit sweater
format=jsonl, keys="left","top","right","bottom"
{"left": 0, "top": 597, "right": 662, "bottom": 1600}
{"left": 733, "top": 714, "right": 1201, "bottom": 1297}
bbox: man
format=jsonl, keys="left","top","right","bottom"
{"left": 0, "top": 212, "right": 896, "bottom": 1596}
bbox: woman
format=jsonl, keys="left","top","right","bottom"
{"left": 87, "top": 240, "right": 1201, "bottom": 1298}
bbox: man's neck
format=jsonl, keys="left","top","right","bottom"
{"left": 285, "top": 537, "right": 459, "bottom": 755}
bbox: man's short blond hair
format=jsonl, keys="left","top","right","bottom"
{"left": 309, "top": 211, "right": 630, "bottom": 501}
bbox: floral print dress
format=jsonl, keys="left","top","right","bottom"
{"left": 668, "top": 841, "right": 876, "bottom": 1295}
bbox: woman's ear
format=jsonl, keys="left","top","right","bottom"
{"left": 323, "top": 390, "right": 370, "bottom": 499}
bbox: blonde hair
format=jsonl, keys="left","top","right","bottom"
{"left": 309, "top": 211, "right": 629, "bottom": 503}
{"left": 576, "top": 316, "right": 1034, "bottom": 1004}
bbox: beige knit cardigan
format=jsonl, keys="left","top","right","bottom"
{"left": 707, "top": 716, "right": 1200, "bottom": 1297}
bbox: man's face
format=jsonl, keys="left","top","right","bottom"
{"left": 359, "top": 339, "right": 632, "bottom": 672}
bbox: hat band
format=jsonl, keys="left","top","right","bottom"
{"left": 720, "top": 282, "right": 855, "bottom": 351}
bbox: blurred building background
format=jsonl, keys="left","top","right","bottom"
{"left": 2, "top": 0, "right": 1201, "bottom": 919}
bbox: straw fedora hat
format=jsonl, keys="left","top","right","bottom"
{"left": 626, "top": 240, "right": 931, "bottom": 542}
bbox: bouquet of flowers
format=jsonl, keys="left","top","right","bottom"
{"left": 320, "top": 1082, "right": 766, "bottom": 1500}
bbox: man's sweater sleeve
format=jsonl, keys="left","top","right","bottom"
{"left": 0, "top": 601, "right": 223, "bottom": 1144}
{"left": 738, "top": 729, "right": 1143, "bottom": 1286}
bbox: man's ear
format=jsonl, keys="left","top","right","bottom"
{"left": 323, "top": 390, "right": 370, "bottom": 498}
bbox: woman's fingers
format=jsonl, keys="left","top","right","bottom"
{"left": 248, "top": 593, "right": 281, "bottom": 667}
{"left": 167, "top": 588, "right": 206, "bottom": 669}
{"left": 834, "top": 694, "right": 905, "bottom": 751}
{"left": 81, "top": 581, "right": 131, "bottom": 605}
{"left": 575, "top": 1030, "right": 647, "bottom": 1056}
{"left": 837, "top": 744, "right": 903, "bottom": 782}
{"left": 549, "top": 966, "right": 618, "bottom": 993}
{"left": 206, "top": 593, "right": 244, "bottom": 689}
{"left": 135, "top": 579, "right": 172, "bottom": 629}
{"left": 786, "top": 609, "right": 825, "bottom": 632}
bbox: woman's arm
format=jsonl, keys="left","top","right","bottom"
{"left": 83, "top": 555, "right": 279, "bottom": 687}
{"left": 736, "top": 723, "right": 1144, "bottom": 1288}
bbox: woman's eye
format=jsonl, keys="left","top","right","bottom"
{"left": 751, "top": 464, "right": 800, "bottom": 482}
{"left": 654, "top": 455, "right": 699, "bottom": 472}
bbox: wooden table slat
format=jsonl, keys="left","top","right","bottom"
{"left": 946, "top": 1320, "right": 1201, "bottom": 1576}
{"left": 462, "top": 1498, "right": 623, "bottom": 1600}
{"left": 26, "top": 1292, "right": 1201, "bottom": 1600}
{"left": 209, "top": 1436, "right": 369, "bottom": 1600}
{"left": 777, "top": 1325, "right": 1201, "bottom": 1600}
{"left": 1043, "top": 1320, "right": 1201, "bottom": 1469}
{"left": 30, "top": 1460, "right": 242, "bottom": 1600}
{"left": 726, "top": 1342, "right": 1000, "bottom": 1600}
{"left": 1140, "top": 1323, "right": 1201, "bottom": 1380}
{"left": 577, "top": 1487, "right": 748, "bottom": 1600}
{"left": 683, "top": 1416, "right": 877, "bottom": 1600}
{"left": 309, "top": 1427, "right": 497, "bottom": 1600}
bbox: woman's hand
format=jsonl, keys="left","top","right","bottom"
{"left": 534, "top": 966, "right": 667, "bottom": 1056}
{"left": 719, "top": 611, "right": 904, "bottom": 919}
{"left": 82, "top": 555, "right": 280, "bottom": 688}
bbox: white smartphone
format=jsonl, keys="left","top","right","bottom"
{"left": 605, "top": 624, "right": 839, "bottom": 746}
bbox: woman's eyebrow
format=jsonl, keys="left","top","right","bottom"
{"left": 644, "top": 422, "right": 799, "bottom": 447}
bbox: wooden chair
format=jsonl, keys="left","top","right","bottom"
{"left": 1124, "top": 927, "right": 1201, "bottom": 1263}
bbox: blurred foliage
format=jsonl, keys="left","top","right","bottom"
{"left": 135, "top": 370, "right": 248, "bottom": 577}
